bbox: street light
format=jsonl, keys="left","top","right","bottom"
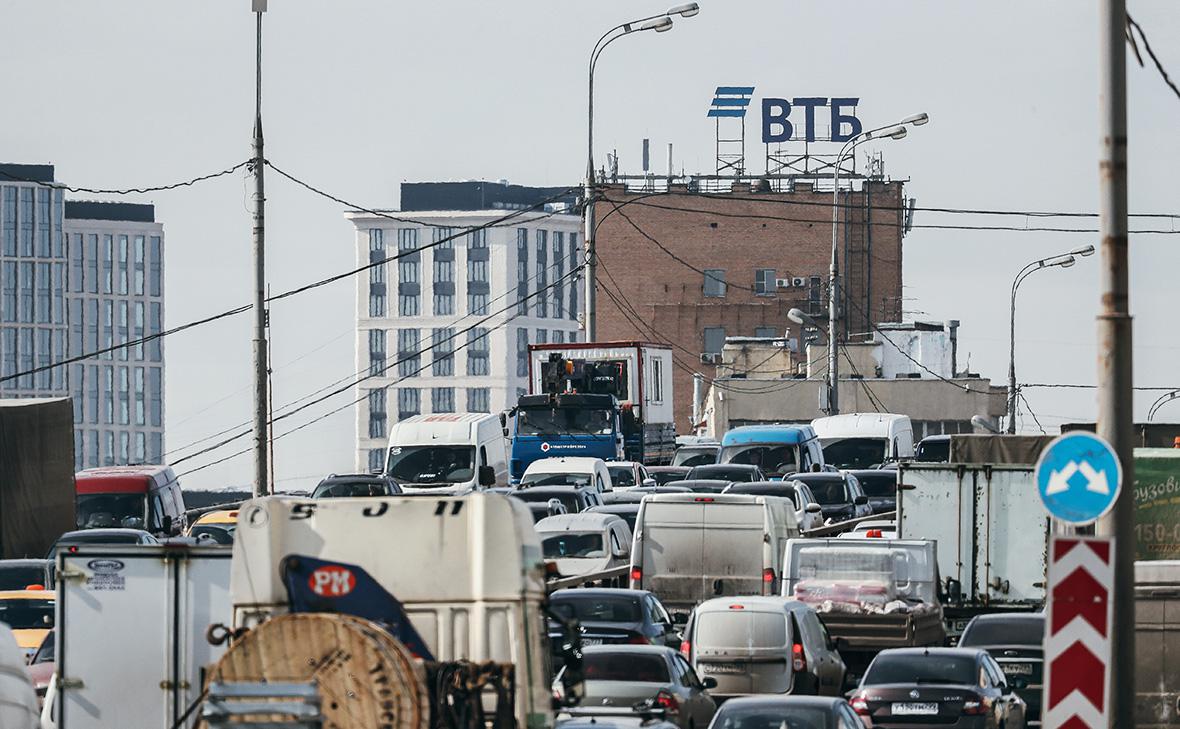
{"left": 1005, "top": 248, "right": 1094, "bottom": 433}
{"left": 826, "top": 113, "right": 928, "bottom": 415}
{"left": 583, "top": 6, "right": 698, "bottom": 341}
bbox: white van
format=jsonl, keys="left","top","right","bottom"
{"left": 629, "top": 493, "right": 800, "bottom": 618}
{"left": 385, "top": 413, "right": 507, "bottom": 493}
{"left": 535, "top": 512, "right": 632, "bottom": 578}
{"left": 810, "top": 413, "right": 914, "bottom": 469}
{"left": 519, "top": 457, "right": 614, "bottom": 493}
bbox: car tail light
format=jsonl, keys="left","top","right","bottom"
{"left": 25, "top": 584, "right": 44, "bottom": 591}
{"left": 850, "top": 695, "right": 869, "bottom": 715}
{"left": 962, "top": 697, "right": 988, "bottom": 715}
{"left": 654, "top": 690, "right": 680, "bottom": 715}
{"left": 791, "top": 642, "right": 807, "bottom": 673}
{"left": 679, "top": 640, "right": 691, "bottom": 657}
{"left": 628, "top": 634, "right": 651, "bottom": 645}
{"left": 694, "top": 497, "right": 714, "bottom": 502}
{"left": 762, "top": 567, "right": 775, "bottom": 583}
{"left": 866, "top": 529, "right": 883, "bottom": 538}
{"left": 630, "top": 566, "right": 642, "bottom": 584}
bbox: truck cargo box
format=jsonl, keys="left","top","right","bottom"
{"left": 0, "top": 398, "right": 76, "bottom": 558}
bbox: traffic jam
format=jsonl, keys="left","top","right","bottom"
{"left": 1, "top": 342, "right": 1107, "bottom": 729}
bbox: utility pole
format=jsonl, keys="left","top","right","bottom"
{"left": 1095, "top": 0, "right": 1134, "bottom": 725}
{"left": 251, "top": 0, "right": 269, "bottom": 497}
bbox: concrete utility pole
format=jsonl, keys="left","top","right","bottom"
{"left": 251, "top": 0, "right": 269, "bottom": 497}
{"left": 1095, "top": 0, "right": 1134, "bottom": 725}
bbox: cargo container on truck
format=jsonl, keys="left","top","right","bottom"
{"left": 0, "top": 399, "right": 75, "bottom": 560}
{"left": 528, "top": 341, "right": 676, "bottom": 465}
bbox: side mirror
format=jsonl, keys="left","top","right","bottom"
{"left": 545, "top": 607, "right": 585, "bottom": 708}
{"left": 499, "top": 412, "right": 507, "bottom": 429}
{"left": 162, "top": 515, "right": 174, "bottom": 534}
{"left": 943, "top": 577, "right": 963, "bottom": 604}
{"left": 701, "top": 676, "right": 718, "bottom": 690}
{"left": 642, "top": 478, "right": 656, "bottom": 487}
{"left": 854, "top": 496, "right": 868, "bottom": 506}
{"left": 478, "top": 466, "right": 496, "bottom": 487}
{"left": 806, "top": 503, "right": 822, "bottom": 514}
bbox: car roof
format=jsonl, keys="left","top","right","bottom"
{"left": 606, "top": 461, "right": 640, "bottom": 468}
{"left": 846, "top": 469, "right": 897, "bottom": 479}
{"left": 318, "top": 474, "right": 390, "bottom": 484}
{"left": 696, "top": 596, "right": 808, "bottom": 613}
{"left": 581, "top": 644, "right": 673, "bottom": 656}
{"left": 693, "top": 463, "right": 760, "bottom": 471}
{"left": 878, "top": 647, "right": 984, "bottom": 659}
{"left": 968, "top": 612, "right": 1044, "bottom": 625}
{"left": 589, "top": 504, "right": 640, "bottom": 514}
{"left": 718, "top": 696, "right": 845, "bottom": 711}
{"left": 57, "top": 528, "right": 150, "bottom": 540}
{"left": 647, "top": 466, "right": 690, "bottom": 473}
{"left": 721, "top": 425, "right": 815, "bottom": 446}
{"left": 513, "top": 485, "right": 591, "bottom": 495}
{"left": 195, "top": 510, "right": 239, "bottom": 524}
{"left": 524, "top": 457, "right": 605, "bottom": 473}
{"left": 789, "top": 472, "right": 845, "bottom": 482}
{"left": 551, "top": 587, "right": 650, "bottom": 599}
{"left": 675, "top": 479, "right": 733, "bottom": 488}
{"left": 535, "top": 512, "right": 625, "bottom": 531}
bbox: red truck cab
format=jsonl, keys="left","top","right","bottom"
{"left": 73, "top": 466, "right": 186, "bottom": 536}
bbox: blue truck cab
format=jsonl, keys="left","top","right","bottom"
{"left": 718, "top": 424, "right": 825, "bottom": 478}
{"left": 509, "top": 392, "right": 624, "bottom": 483}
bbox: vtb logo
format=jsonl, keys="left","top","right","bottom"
{"left": 308, "top": 565, "right": 355, "bottom": 597}
{"left": 707, "top": 86, "right": 863, "bottom": 144}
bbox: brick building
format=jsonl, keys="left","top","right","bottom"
{"left": 592, "top": 179, "right": 907, "bottom": 432}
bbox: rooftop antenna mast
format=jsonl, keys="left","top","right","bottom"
{"left": 708, "top": 86, "right": 753, "bottom": 177}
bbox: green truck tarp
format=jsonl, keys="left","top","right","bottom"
{"left": 1133, "top": 448, "right": 1180, "bottom": 561}
{"left": 0, "top": 398, "right": 76, "bottom": 558}
{"left": 949, "top": 434, "right": 1055, "bottom": 465}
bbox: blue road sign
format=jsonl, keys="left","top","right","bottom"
{"left": 1034, "top": 431, "right": 1123, "bottom": 524}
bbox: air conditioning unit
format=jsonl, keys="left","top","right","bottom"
{"left": 775, "top": 278, "right": 792, "bottom": 288}
{"left": 699, "top": 353, "right": 722, "bottom": 365}
{"left": 792, "top": 276, "right": 806, "bottom": 287}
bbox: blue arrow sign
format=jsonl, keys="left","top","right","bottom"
{"left": 1034, "top": 431, "right": 1123, "bottom": 524}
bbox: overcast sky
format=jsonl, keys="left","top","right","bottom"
{"left": 3, "top": 1, "right": 1177, "bottom": 492}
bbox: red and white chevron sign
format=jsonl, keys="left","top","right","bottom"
{"left": 1043, "top": 535, "right": 1113, "bottom": 729}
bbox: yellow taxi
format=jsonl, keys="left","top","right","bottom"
{"left": 186, "top": 509, "right": 238, "bottom": 545}
{"left": 0, "top": 589, "right": 54, "bottom": 660}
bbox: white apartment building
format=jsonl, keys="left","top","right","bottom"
{"left": 346, "top": 183, "right": 583, "bottom": 472}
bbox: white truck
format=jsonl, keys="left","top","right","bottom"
{"left": 896, "top": 435, "right": 1052, "bottom": 639}
{"left": 384, "top": 413, "right": 508, "bottom": 492}
{"left": 528, "top": 341, "right": 676, "bottom": 465}
{"left": 810, "top": 412, "right": 914, "bottom": 469}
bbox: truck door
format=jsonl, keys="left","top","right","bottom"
{"left": 975, "top": 466, "right": 1049, "bottom": 605}
{"left": 899, "top": 464, "right": 974, "bottom": 600}
{"left": 701, "top": 503, "right": 764, "bottom": 598}
{"left": 642, "top": 502, "right": 705, "bottom": 612}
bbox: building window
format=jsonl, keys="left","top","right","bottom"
{"left": 70, "top": 233, "right": 84, "bottom": 294}
{"left": 133, "top": 302, "right": 145, "bottom": 360}
{"left": 754, "top": 268, "right": 776, "bottom": 296}
{"left": 431, "top": 387, "right": 455, "bottom": 414}
{"left": 118, "top": 235, "right": 129, "bottom": 295}
{"left": 516, "top": 328, "right": 529, "bottom": 378}
{"left": 149, "top": 235, "right": 162, "bottom": 297}
{"left": 432, "top": 227, "right": 455, "bottom": 316}
{"left": 36, "top": 189, "right": 50, "bottom": 257}
{"left": 466, "top": 327, "right": 489, "bottom": 376}
{"left": 103, "top": 430, "right": 114, "bottom": 466}
{"left": 703, "top": 269, "right": 727, "bottom": 297}
{"left": 0, "top": 261, "right": 14, "bottom": 323}
{"left": 88, "top": 430, "right": 99, "bottom": 468}
{"left": 397, "top": 328, "right": 420, "bottom": 378}
{"left": 552, "top": 231, "right": 565, "bottom": 318}
{"left": 119, "top": 431, "right": 130, "bottom": 464}
{"left": 568, "top": 233, "right": 579, "bottom": 320}
{"left": 368, "top": 448, "right": 385, "bottom": 473}
{"left": 118, "top": 300, "right": 128, "bottom": 361}
{"left": 149, "top": 367, "right": 162, "bottom": 427}
{"left": 535, "top": 328, "right": 548, "bottom": 345}
{"left": 87, "top": 364, "right": 99, "bottom": 424}
{"left": 369, "top": 228, "right": 387, "bottom": 317}
{"left": 103, "top": 365, "right": 114, "bottom": 424}
{"left": 467, "top": 227, "right": 489, "bottom": 315}
{"left": 369, "top": 329, "right": 386, "bottom": 377}
{"left": 467, "top": 387, "right": 490, "bottom": 413}
{"left": 397, "top": 228, "right": 421, "bottom": 317}
{"left": 118, "top": 366, "right": 130, "bottom": 425}
{"left": 134, "top": 236, "right": 146, "bottom": 296}
{"left": 1, "top": 187, "right": 14, "bottom": 257}
{"left": 17, "top": 327, "right": 32, "bottom": 389}
{"left": 516, "top": 228, "right": 529, "bottom": 315}
{"left": 755, "top": 326, "right": 779, "bottom": 338}
{"left": 703, "top": 326, "right": 727, "bottom": 355}
{"left": 18, "top": 188, "right": 33, "bottom": 257}
{"left": 553, "top": 330, "right": 565, "bottom": 344}
{"left": 134, "top": 432, "right": 146, "bottom": 463}
{"left": 0, "top": 329, "right": 14, "bottom": 389}
{"left": 397, "top": 388, "right": 420, "bottom": 420}
{"left": 35, "top": 262, "right": 50, "bottom": 323}
{"left": 69, "top": 298, "right": 82, "bottom": 358}
{"left": 102, "top": 235, "right": 113, "bottom": 295}
{"left": 149, "top": 302, "right": 162, "bottom": 362}
{"left": 150, "top": 433, "right": 163, "bottom": 464}
{"left": 368, "top": 389, "right": 387, "bottom": 439}
{"left": 18, "top": 262, "right": 32, "bottom": 323}
{"left": 535, "top": 230, "right": 548, "bottom": 318}
{"left": 432, "top": 328, "right": 454, "bottom": 376}
{"left": 36, "top": 328, "right": 51, "bottom": 390}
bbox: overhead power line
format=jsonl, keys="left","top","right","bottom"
{"left": 1127, "top": 14, "right": 1180, "bottom": 102}
{"left": 0, "top": 161, "right": 252, "bottom": 195}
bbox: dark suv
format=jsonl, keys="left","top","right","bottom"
{"left": 312, "top": 473, "right": 402, "bottom": 499}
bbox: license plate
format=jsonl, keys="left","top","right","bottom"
{"left": 1003, "top": 662, "right": 1034, "bottom": 676}
{"left": 581, "top": 638, "right": 603, "bottom": 646}
{"left": 700, "top": 663, "right": 744, "bottom": 675}
{"left": 892, "top": 702, "right": 938, "bottom": 716}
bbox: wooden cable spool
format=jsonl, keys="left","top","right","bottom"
{"left": 200, "top": 613, "right": 430, "bottom": 729}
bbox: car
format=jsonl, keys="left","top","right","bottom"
{"left": 672, "top": 444, "right": 721, "bottom": 468}
{"left": 608, "top": 461, "right": 655, "bottom": 490}
{"left": 837, "top": 520, "right": 897, "bottom": 539}
{"left": 46, "top": 528, "right": 159, "bottom": 564}
{"left": 311, "top": 473, "right": 402, "bottom": 498}
{"left": 705, "top": 695, "right": 863, "bottom": 729}
{"left": 686, "top": 464, "right": 766, "bottom": 483}
{"left": 602, "top": 486, "right": 693, "bottom": 505}
{"left": 73, "top": 465, "right": 187, "bottom": 536}
{"left": 0, "top": 590, "right": 54, "bottom": 661}
{"left": 536, "top": 512, "right": 633, "bottom": 578}
{"left": 549, "top": 588, "right": 682, "bottom": 650}
{"left": 914, "top": 435, "right": 951, "bottom": 463}
{"left": 647, "top": 466, "right": 692, "bottom": 486}
{"left": 524, "top": 498, "right": 569, "bottom": 523}
{"left": 27, "top": 631, "right": 53, "bottom": 703}
{"left": 683, "top": 597, "right": 845, "bottom": 699}
{"left": 723, "top": 481, "right": 824, "bottom": 532}
{"left": 845, "top": 470, "right": 898, "bottom": 515}
{"left": 521, "top": 457, "right": 614, "bottom": 493}
{"left": 675, "top": 479, "right": 734, "bottom": 494}
{"left": 848, "top": 647, "right": 1027, "bottom": 729}
{"left": 787, "top": 473, "right": 871, "bottom": 524}
{"left": 554, "top": 645, "right": 718, "bottom": 729}
{"left": 957, "top": 613, "right": 1044, "bottom": 726}
{"left": 509, "top": 485, "right": 604, "bottom": 514}
{"left": 587, "top": 503, "right": 642, "bottom": 532}
{"left": 0, "top": 560, "right": 48, "bottom": 592}
{"left": 185, "top": 509, "right": 239, "bottom": 545}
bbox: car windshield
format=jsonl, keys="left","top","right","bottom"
{"left": 855, "top": 473, "right": 897, "bottom": 498}
{"left": 32, "top": 631, "right": 54, "bottom": 664}
{"left": 730, "top": 484, "right": 798, "bottom": 506}
{"left": 714, "top": 707, "right": 833, "bottom": 729}
{"left": 804, "top": 481, "right": 848, "bottom": 505}
{"left": 863, "top": 654, "right": 978, "bottom": 686}
{"left": 651, "top": 470, "right": 688, "bottom": 485}
{"left": 582, "top": 652, "right": 669, "bottom": 683}
{"left": 520, "top": 472, "right": 592, "bottom": 488}
{"left": 0, "top": 598, "right": 54, "bottom": 630}
{"left": 0, "top": 565, "right": 46, "bottom": 590}
{"left": 672, "top": 448, "right": 718, "bottom": 467}
{"left": 517, "top": 407, "right": 613, "bottom": 436}
{"left": 821, "top": 438, "right": 887, "bottom": 469}
{"left": 718, "top": 444, "right": 798, "bottom": 476}
{"left": 75, "top": 493, "right": 146, "bottom": 530}
{"left": 550, "top": 595, "right": 643, "bottom": 622}
{"left": 386, "top": 446, "right": 475, "bottom": 485}
{"left": 689, "top": 466, "right": 757, "bottom": 482}
{"left": 313, "top": 480, "right": 394, "bottom": 498}
{"left": 191, "top": 525, "right": 234, "bottom": 545}
{"left": 915, "top": 439, "right": 950, "bottom": 462}
{"left": 959, "top": 618, "right": 1044, "bottom": 647}
{"left": 608, "top": 466, "right": 636, "bottom": 487}
{"left": 542, "top": 533, "right": 605, "bottom": 559}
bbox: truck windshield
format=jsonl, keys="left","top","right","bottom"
{"left": 542, "top": 533, "right": 605, "bottom": 559}
{"left": 821, "top": 437, "right": 887, "bottom": 469}
{"left": 75, "top": 493, "right": 146, "bottom": 529}
{"left": 0, "top": 598, "right": 54, "bottom": 630}
{"left": 672, "top": 447, "right": 718, "bottom": 467}
{"left": 387, "top": 446, "right": 475, "bottom": 485}
{"left": 517, "top": 407, "right": 613, "bottom": 436}
{"left": 719, "top": 444, "right": 798, "bottom": 476}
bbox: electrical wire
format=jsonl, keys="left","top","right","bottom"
{"left": 0, "top": 161, "right": 252, "bottom": 195}
{"left": 1127, "top": 14, "right": 1180, "bottom": 102}
{"left": 1021, "top": 383, "right": 1180, "bottom": 391}
{"left": 1018, "top": 390, "right": 1048, "bottom": 435}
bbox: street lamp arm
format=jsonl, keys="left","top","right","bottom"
{"left": 1148, "top": 390, "right": 1180, "bottom": 421}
